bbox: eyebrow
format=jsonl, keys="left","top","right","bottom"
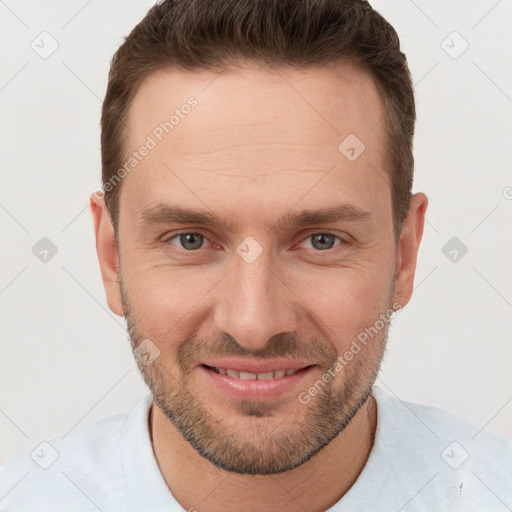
{"left": 138, "top": 203, "right": 371, "bottom": 232}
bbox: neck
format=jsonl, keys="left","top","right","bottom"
{"left": 150, "top": 395, "right": 377, "bottom": 512}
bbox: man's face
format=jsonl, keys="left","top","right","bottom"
{"left": 110, "top": 63, "right": 404, "bottom": 474}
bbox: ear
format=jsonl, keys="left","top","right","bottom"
{"left": 90, "top": 193, "right": 124, "bottom": 316}
{"left": 392, "top": 192, "right": 428, "bottom": 309}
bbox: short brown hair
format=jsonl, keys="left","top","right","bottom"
{"left": 101, "top": 0, "right": 415, "bottom": 240}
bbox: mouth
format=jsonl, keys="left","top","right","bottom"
{"left": 202, "top": 364, "right": 312, "bottom": 380}
{"left": 197, "top": 360, "right": 317, "bottom": 401}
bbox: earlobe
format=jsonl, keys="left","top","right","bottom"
{"left": 392, "top": 193, "right": 428, "bottom": 309}
{"left": 90, "top": 194, "right": 124, "bottom": 317}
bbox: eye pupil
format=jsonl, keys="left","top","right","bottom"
{"left": 311, "top": 234, "right": 335, "bottom": 250}
{"left": 180, "top": 233, "right": 203, "bottom": 250}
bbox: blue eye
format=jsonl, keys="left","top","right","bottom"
{"left": 173, "top": 233, "right": 206, "bottom": 250}
{"left": 303, "top": 233, "right": 342, "bottom": 251}
{"left": 164, "top": 231, "right": 345, "bottom": 254}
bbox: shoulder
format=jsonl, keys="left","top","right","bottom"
{"left": 371, "top": 386, "right": 512, "bottom": 510}
{"left": 373, "top": 385, "right": 512, "bottom": 451}
{"left": 384, "top": 388, "right": 512, "bottom": 461}
{"left": 0, "top": 406, "right": 134, "bottom": 511}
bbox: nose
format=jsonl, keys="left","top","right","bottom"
{"left": 213, "top": 243, "right": 299, "bottom": 351}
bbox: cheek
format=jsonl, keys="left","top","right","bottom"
{"left": 290, "top": 264, "right": 394, "bottom": 352}
{"left": 123, "top": 266, "right": 219, "bottom": 339}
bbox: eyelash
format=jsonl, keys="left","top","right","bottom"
{"left": 162, "top": 230, "right": 348, "bottom": 253}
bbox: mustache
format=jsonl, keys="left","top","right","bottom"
{"left": 176, "top": 331, "right": 339, "bottom": 371}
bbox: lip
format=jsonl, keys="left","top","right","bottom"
{"left": 197, "top": 362, "right": 317, "bottom": 401}
{"left": 198, "top": 358, "right": 313, "bottom": 374}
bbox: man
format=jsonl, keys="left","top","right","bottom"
{"left": 1, "top": 0, "right": 510, "bottom": 510}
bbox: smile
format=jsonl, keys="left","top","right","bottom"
{"left": 198, "top": 363, "right": 316, "bottom": 401}
{"left": 203, "top": 364, "right": 303, "bottom": 380}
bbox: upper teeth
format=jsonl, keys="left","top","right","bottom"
{"left": 212, "top": 367, "right": 300, "bottom": 380}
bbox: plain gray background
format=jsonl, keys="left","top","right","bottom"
{"left": 1, "top": 0, "right": 511, "bottom": 465}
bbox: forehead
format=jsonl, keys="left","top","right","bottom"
{"left": 120, "top": 62, "right": 389, "bottom": 224}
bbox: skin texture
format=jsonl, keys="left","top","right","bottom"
{"left": 91, "top": 61, "right": 427, "bottom": 512}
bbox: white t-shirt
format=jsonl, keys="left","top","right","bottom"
{"left": 1, "top": 386, "right": 510, "bottom": 511}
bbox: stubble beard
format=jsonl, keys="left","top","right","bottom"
{"left": 120, "top": 275, "right": 392, "bottom": 475}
